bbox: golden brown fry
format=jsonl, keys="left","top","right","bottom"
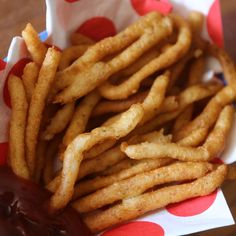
{"left": 61, "top": 91, "right": 100, "bottom": 151}
{"left": 98, "top": 14, "right": 191, "bottom": 100}
{"left": 54, "top": 12, "right": 163, "bottom": 91}
{"left": 188, "top": 11, "right": 204, "bottom": 36}
{"left": 100, "top": 158, "right": 137, "bottom": 176}
{"left": 42, "top": 102, "right": 75, "bottom": 140}
{"left": 172, "top": 105, "right": 193, "bottom": 135}
{"left": 70, "top": 33, "right": 95, "bottom": 45}
{"left": 92, "top": 92, "right": 148, "bottom": 117}
{"left": 122, "top": 105, "right": 234, "bottom": 162}
{"left": 83, "top": 139, "right": 116, "bottom": 160}
{"left": 22, "top": 23, "right": 47, "bottom": 65}
{"left": 112, "top": 48, "right": 160, "bottom": 79}
{"left": 187, "top": 56, "right": 205, "bottom": 86}
{"left": 140, "top": 71, "right": 170, "bottom": 124}
{"left": 50, "top": 104, "right": 144, "bottom": 210}
{"left": 73, "top": 158, "right": 172, "bottom": 199}
{"left": 177, "top": 127, "right": 208, "bottom": 147}
{"left": 8, "top": 74, "right": 30, "bottom": 179}
{"left": 174, "top": 86, "right": 235, "bottom": 141}
{"left": 74, "top": 162, "right": 213, "bottom": 213}
{"left": 22, "top": 62, "right": 39, "bottom": 102}
{"left": 47, "top": 145, "right": 126, "bottom": 192}
{"left": 26, "top": 47, "right": 61, "bottom": 175}
{"left": 59, "top": 45, "right": 90, "bottom": 70}
{"left": 203, "top": 105, "right": 234, "bottom": 157}
{"left": 54, "top": 14, "right": 173, "bottom": 103}
{"left": 128, "top": 82, "right": 222, "bottom": 137}
{"left": 174, "top": 44, "right": 236, "bottom": 141}
{"left": 83, "top": 165, "right": 227, "bottom": 233}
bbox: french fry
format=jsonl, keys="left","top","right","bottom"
{"left": 22, "top": 62, "right": 39, "bottom": 102}
{"left": 59, "top": 45, "right": 90, "bottom": 70}
{"left": 83, "top": 165, "right": 227, "bottom": 233}
{"left": 54, "top": 13, "right": 173, "bottom": 103}
{"left": 22, "top": 23, "right": 47, "bottom": 65}
{"left": 61, "top": 91, "right": 100, "bottom": 152}
{"left": 73, "top": 158, "right": 172, "bottom": 199}
{"left": 122, "top": 105, "right": 234, "bottom": 162}
{"left": 42, "top": 102, "right": 75, "bottom": 140}
{"left": 26, "top": 47, "right": 61, "bottom": 175}
{"left": 70, "top": 33, "right": 95, "bottom": 45}
{"left": 74, "top": 162, "right": 213, "bottom": 213}
{"left": 98, "top": 14, "right": 191, "bottom": 100}
{"left": 50, "top": 104, "right": 144, "bottom": 210}
{"left": 8, "top": 75, "right": 30, "bottom": 179}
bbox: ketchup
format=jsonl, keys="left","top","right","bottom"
{"left": 0, "top": 166, "right": 92, "bottom": 236}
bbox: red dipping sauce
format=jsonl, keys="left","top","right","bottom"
{"left": 0, "top": 166, "right": 92, "bottom": 236}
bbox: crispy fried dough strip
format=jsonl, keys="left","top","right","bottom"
{"left": 8, "top": 75, "right": 30, "bottom": 179}
{"left": 98, "top": 14, "right": 191, "bottom": 100}
{"left": 54, "top": 12, "right": 165, "bottom": 93}
{"left": 93, "top": 94, "right": 177, "bottom": 118}
{"left": 140, "top": 72, "right": 170, "bottom": 124}
{"left": 174, "top": 44, "right": 236, "bottom": 141}
{"left": 92, "top": 92, "right": 147, "bottom": 117}
{"left": 74, "top": 162, "right": 213, "bottom": 213}
{"left": 54, "top": 16, "right": 173, "bottom": 103}
{"left": 70, "top": 33, "right": 95, "bottom": 45}
{"left": 73, "top": 158, "right": 172, "bottom": 199}
{"left": 172, "top": 105, "right": 193, "bottom": 135}
{"left": 47, "top": 145, "right": 126, "bottom": 192}
{"left": 177, "top": 127, "right": 209, "bottom": 147}
{"left": 83, "top": 139, "right": 116, "bottom": 160}
{"left": 174, "top": 86, "right": 235, "bottom": 141}
{"left": 187, "top": 56, "right": 205, "bottom": 86}
{"left": 59, "top": 45, "right": 90, "bottom": 70}
{"left": 50, "top": 104, "right": 144, "bottom": 210}
{"left": 128, "top": 82, "right": 222, "bottom": 137}
{"left": 100, "top": 159, "right": 137, "bottom": 176}
{"left": 113, "top": 48, "right": 160, "bottom": 79}
{"left": 22, "top": 23, "right": 47, "bottom": 65}
{"left": 61, "top": 91, "right": 101, "bottom": 150}
{"left": 22, "top": 62, "right": 39, "bottom": 102}
{"left": 122, "top": 105, "right": 234, "bottom": 161}
{"left": 203, "top": 105, "right": 234, "bottom": 157}
{"left": 26, "top": 48, "right": 61, "bottom": 175}
{"left": 42, "top": 102, "right": 75, "bottom": 140}
{"left": 83, "top": 165, "right": 227, "bottom": 233}
{"left": 73, "top": 130, "right": 172, "bottom": 199}
{"left": 168, "top": 49, "right": 202, "bottom": 89}
{"left": 188, "top": 11, "right": 204, "bottom": 35}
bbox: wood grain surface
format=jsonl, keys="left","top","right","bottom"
{"left": 0, "top": 0, "right": 235, "bottom": 235}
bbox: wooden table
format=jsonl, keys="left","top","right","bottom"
{"left": 0, "top": 0, "right": 236, "bottom": 235}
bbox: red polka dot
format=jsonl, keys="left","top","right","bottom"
{"left": 131, "top": 0, "right": 172, "bottom": 16}
{"left": 76, "top": 17, "right": 117, "bottom": 42}
{"left": 166, "top": 190, "right": 217, "bottom": 217}
{"left": 65, "top": 0, "right": 79, "bottom": 2}
{"left": 102, "top": 221, "right": 165, "bottom": 236}
{"left": 0, "top": 142, "right": 8, "bottom": 165}
{"left": 0, "top": 59, "right": 6, "bottom": 71}
{"left": 3, "top": 58, "right": 31, "bottom": 108}
{"left": 207, "top": 0, "right": 223, "bottom": 47}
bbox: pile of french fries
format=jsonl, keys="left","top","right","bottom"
{"left": 8, "top": 10, "right": 236, "bottom": 233}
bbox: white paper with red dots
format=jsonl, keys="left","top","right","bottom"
{"left": 0, "top": 0, "right": 235, "bottom": 235}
